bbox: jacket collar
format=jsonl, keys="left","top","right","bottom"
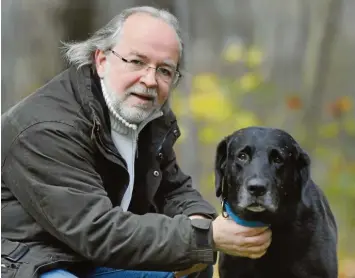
{"left": 68, "top": 65, "right": 178, "bottom": 159}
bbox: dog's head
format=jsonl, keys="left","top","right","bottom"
{"left": 215, "top": 127, "right": 310, "bottom": 222}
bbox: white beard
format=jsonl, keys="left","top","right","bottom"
{"left": 101, "top": 65, "right": 161, "bottom": 124}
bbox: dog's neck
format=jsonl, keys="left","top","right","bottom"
{"left": 224, "top": 202, "right": 269, "bottom": 227}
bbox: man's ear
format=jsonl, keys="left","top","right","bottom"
{"left": 94, "top": 49, "right": 108, "bottom": 78}
{"left": 215, "top": 137, "right": 228, "bottom": 198}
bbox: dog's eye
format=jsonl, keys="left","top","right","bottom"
{"left": 273, "top": 156, "right": 283, "bottom": 164}
{"left": 270, "top": 150, "right": 284, "bottom": 164}
{"left": 237, "top": 152, "right": 249, "bottom": 161}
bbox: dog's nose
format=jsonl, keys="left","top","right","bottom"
{"left": 247, "top": 178, "right": 267, "bottom": 197}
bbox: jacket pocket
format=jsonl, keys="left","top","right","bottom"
{"left": 1, "top": 239, "right": 29, "bottom": 278}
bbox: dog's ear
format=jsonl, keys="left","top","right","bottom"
{"left": 296, "top": 146, "right": 313, "bottom": 207}
{"left": 215, "top": 137, "right": 228, "bottom": 198}
{"left": 297, "top": 146, "right": 311, "bottom": 186}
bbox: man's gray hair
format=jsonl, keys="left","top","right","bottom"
{"left": 62, "top": 6, "right": 184, "bottom": 70}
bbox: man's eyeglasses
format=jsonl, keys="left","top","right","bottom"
{"left": 109, "top": 49, "right": 181, "bottom": 85}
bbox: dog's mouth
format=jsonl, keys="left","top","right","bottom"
{"left": 246, "top": 204, "right": 266, "bottom": 212}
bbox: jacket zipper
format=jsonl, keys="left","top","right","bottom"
{"left": 134, "top": 131, "right": 139, "bottom": 158}
{"left": 156, "top": 120, "right": 178, "bottom": 154}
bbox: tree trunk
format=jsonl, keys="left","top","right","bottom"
{"left": 302, "top": 0, "right": 343, "bottom": 151}
{"left": 173, "top": 0, "right": 201, "bottom": 189}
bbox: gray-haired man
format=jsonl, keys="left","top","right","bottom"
{"left": 1, "top": 6, "right": 271, "bottom": 278}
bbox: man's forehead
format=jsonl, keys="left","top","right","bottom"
{"left": 121, "top": 13, "right": 177, "bottom": 42}
{"left": 117, "top": 13, "right": 180, "bottom": 64}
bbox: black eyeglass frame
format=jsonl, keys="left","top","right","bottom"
{"left": 108, "top": 49, "right": 182, "bottom": 85}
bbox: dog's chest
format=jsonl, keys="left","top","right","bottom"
{"left": 219, "top": 231, "right": 308, "bottom": 278}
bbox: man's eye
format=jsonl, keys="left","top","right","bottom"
{"left": 158, "top": 68, "right": 173, "bottom": 77}
{"left": 130, "top": 59, "right": 144, "bottom": 66}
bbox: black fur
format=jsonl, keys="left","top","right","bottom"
{"left": 215, "top": 127, "right": 338, "bottom": 278}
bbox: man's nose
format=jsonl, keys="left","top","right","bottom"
{"left": 140, "top": 67, "right": 158, "bottom": 87}
{"left": 246, "top": 178, "right": 268, "bottom": 197}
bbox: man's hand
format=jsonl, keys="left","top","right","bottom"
{"left": 212, "top": 215, "right": 272, "bottom": 259}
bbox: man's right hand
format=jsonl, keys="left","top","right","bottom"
{"left": 212, "top": 215, "right": 272, "bottom": 259}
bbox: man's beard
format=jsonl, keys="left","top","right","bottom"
{"left": 101, "top": 76, "right": 160, "bottom": 124}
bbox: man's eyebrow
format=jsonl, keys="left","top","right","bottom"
{"left": 128, "top": 51, "right": 177, "bottom": 69}
{"left": 129, "top": 51, "right": 148, "bottom": 59}
{"left": 162, "top": 59, "right": 177, "bottom": 69}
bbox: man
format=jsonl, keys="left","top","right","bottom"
{"left": 1, "top": 6, "right": 272, "bottom": 278}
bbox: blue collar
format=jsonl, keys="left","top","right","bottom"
{"left": 224, "top": 202, "right": 269, "bottom": 227}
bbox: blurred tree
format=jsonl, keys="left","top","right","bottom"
{"left": 173, "top": 0, "right": 202, "bottom": 189}
{"left": 302, "top": 0, "right": 344, "bottom": 152}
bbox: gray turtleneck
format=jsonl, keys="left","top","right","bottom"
{"left": 101, "top": 79, "right": 163, "bottom": 211}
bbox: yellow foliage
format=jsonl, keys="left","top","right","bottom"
{"left": 192, "top": 73, "right": 220, "bottom": 93}
{"left": 199, "top": 127, "right": 219, "bottom": 144}
{"left": 314, "top": 146, "right": 331, "bottom": 159}
{"left": 189, "top": 91, "right": 233, "bottom": 122}
{"left": 239, "top": 73, "right": 261, "bottom": 92}
{"left": 199, "top": 172, "right": 218, "bottom": 198}
{"left": 343, "top": 118, "right": 355, "bottom": 135}
{"left": 234, "top": 110, "right": 261, "bottom": 129}
{"left": 171, "top": 93, "right": 188, "bottom": 117}
{"left": 337, "top": 96, "right": 353, "bottom": 113}
{"left": 317, "top": 122, "right": 340, "bottom": 138}
{"left": 246, "top": 46, "right": 263, "bottom": 67}
{"left": 176, "top": 125, "right": 186, "bottom": 143}
{"left": 222, "top": 43, "right": 244, "bottom": 63}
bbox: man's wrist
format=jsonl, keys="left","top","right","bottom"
{"left": 189, "top": 218, "right": 217, "bottom": 265}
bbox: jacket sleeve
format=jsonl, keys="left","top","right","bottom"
{"left": 160, "top": 148, "right": 218, "bottom": 220}
{"left": 2, "top": 121, "right": 214, "bottom": 271}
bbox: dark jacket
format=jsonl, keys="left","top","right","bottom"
{"left": 1, "top": 66, "right": 218, "bottom": 277}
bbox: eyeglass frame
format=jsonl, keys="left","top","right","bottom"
{"left": 107, "top": 49, "right": 181, "bottom": 85}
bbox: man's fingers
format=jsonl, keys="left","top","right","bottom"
{"left": 242, "top": 229, "right": 272, "bottom": 246}
{"left": 237, "top": 239, "right": 271, "bottom": 253}
{"left": 229, "top": 222, "right": 270, "bottom": 236}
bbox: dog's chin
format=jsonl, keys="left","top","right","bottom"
{"left": 236, "top": 202, "right": 279, "bottom": 220}
{"left": 246, "top": 204, "right": 267, "bottom": 212}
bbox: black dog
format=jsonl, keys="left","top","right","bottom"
{"left": 215, "top": 127, "right": 338, "bottom": 278}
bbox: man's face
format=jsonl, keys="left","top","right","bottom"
{"left": 95, "top": 13, "right": 180, "bottom": 123}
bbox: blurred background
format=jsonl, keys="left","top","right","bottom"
{"left": 2, "top": 0, "right": 355, "bottom": 277}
